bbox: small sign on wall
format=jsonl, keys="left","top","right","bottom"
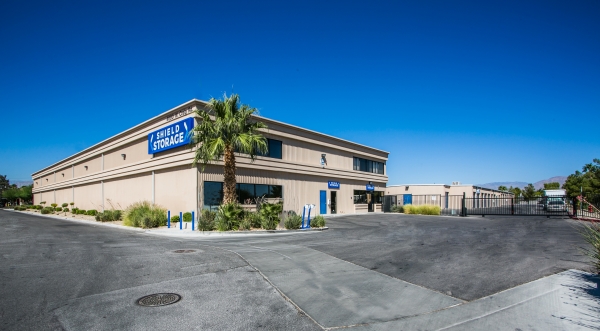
{"left": 366, "top": 184, "right": 375, "bottom": 191}
{"left": 328, "top": 181, "right": 340, "bottom": 189}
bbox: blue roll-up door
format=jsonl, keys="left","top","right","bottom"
{"left": 320, "top": 190, "right": 327, "bottom": 214}
{"left": 403, "top": 194, "right": 412, "bottom": 205}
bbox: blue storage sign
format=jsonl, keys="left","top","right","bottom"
{"left": 328, "top": 181, "right": 340, "bottom": 189}
{"left": 366, "top": 184, "right": 375, "bottom": 191}
{"left": 148, "top": 118, "right": 194, "bottom": 154}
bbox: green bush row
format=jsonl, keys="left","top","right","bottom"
{"left": 95, "top": 210, "right": 122, "bottom": 222}
{"left": 403, "top": 205, "right": 441, "bottom": 215}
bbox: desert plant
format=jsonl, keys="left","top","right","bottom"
{"left": 69, "top": 202, "right": 74, "bottom": 206}
{"left": 239, "top": 218, "right": 251, "bottom": 230}
{"left": 71, "top": 208, "right": 78, "bottom": 214}
{"left": 51, "top": 203, "right": 57, "bottom": 208}
{"left": 244, "top": 211, "right": 262, "bottom": 228}
{"left": 284, "top": 214, "right": 302, "bottom": 230}
{"left": 77, "top": 209, "right": 86, "bottom": 214}
{"left": 183, "top": 212, "right": 192, "bottom": 222}
{"left": 41, "top": 207, "right": 53, "bottom": 214}
{"left": 403, "top": 205, "right": 441, "bottom": 215}
{"left": 391, "top": 205, "right": 404, "bottom": 213}
{"left": 40, "top": 201, "right": 46, "bottom": 205}
{"left": 578, "top": 221, "right": 600, "bottom": 273}
{"left": 123, "top": 201, "right": 167, "bottom": 228}
{"left": 95, "top": 210, "right": 121, "bottom": 222}
{"left": 215, "top": 203, "right": 243, "bottom": 231}
{"left": 61, "top": 203, "right": 68, "bottom": 208}
{"left": 310, "top": 215, "right": 326, "bottom": 228}
{"left": 55, "top": 207, "right": 62, "bottom": 212}
{"left": 259, "top": 202, "right": 282, "bottom": 230}
{"left": 197, "top": 210, "right": 216, "bottom": 231}
{"left": 63, "top": 208, "right": 69, "bottom": 212}
{"left": 86, "top": 209, "right": 98, "bottom": 216}
{"left": 171, "top": 215, "right": 180, "bottom": 223}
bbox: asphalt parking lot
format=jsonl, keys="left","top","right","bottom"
{"left": 0, "top": 210, "right": 593, "bottom": 330}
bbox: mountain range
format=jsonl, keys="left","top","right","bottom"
{"left": 477, "top": 176, "right": 567, "bottom": 191}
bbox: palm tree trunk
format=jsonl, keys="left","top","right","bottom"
{"left": 223, "top": 145, "right": 237, "bottom": 204}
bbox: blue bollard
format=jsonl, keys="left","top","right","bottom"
{"left": 180, "top": 211, "right": 182, "bottom": 230}
{"left": 307, "top": 207, "right": 312, "bottom": 229}
{"left": 192, "top": 211, "right": 195, "bottom": 231}
{"left": 301, "top": 205, "right": 306, "bottom": 229}
{"left": 168, "top": 210, "right": 170, "bottom": 228}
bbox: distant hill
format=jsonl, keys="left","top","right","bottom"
{"left": 478, "top": 176, "right": 567, "bottom": 191}
{"left": 12, "top": 180, "right": 33, "bottom": 188}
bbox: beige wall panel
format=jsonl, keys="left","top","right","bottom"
{"left": 73, "top": 183, "right": 101, "bottom": 211}
{"left": 55, "top": 188, "right": 72, "bottom": 206}
{"left": 155, "top": 166, "right": 196, "bottom": 213}
{"left": 55, "top": 166, "right": 72, "bottom": 183}
{"left": 42, "top": 173, "right": 54, "bottom": 185}
{"left": 103, "top": 173, "right": 152, "bottom": 211}
{"left": 387, "top": 185, "right": 448, "bottom": 196}
{"left": 33, "top": 192, "right": 41, "bottom": 205}
{"left": 104, "top": 138, "right": 150, "bottom": 171}
{"left": 282, "top": 137, "right": 355, "bottom": 170}
{"left": 74, "top": 154, "right": 102, "bottom": 178}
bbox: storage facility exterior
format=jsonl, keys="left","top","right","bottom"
{"left": 31, "top": 99, "right": 389, "bottom": 216}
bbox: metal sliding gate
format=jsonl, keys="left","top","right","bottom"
{"left": 462, "top": 196, "right": 571, "bottom": 217}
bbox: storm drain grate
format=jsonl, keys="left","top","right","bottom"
{"left": 137, "top": 293, "right": 181, "bottom": 307}
{"left": 173, "top": 250, "right": 196, "bottom": 253}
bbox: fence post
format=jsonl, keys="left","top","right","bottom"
{"left": 511, "top": 198, "right": 514, "bottom": 215}
{"left": 168, "top": 210, "right": 170, "bottom": 228}
{"left": 192, "top": 211, "right": 195, "bottom": 231}
{"left": 461, "top": 192, "right": 466, "bottom": 216}
{"left": 572, "top": 198, "right": 577, "bottom": 218}
{"left": 179, "top": 211, "right": 182, "bottom": 230}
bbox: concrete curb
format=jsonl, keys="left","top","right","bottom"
{"left": 5, "top": 209, "right": 329, "bottom": 238}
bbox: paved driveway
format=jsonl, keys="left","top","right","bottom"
{"left": 1, "top": 210, "right": 595, "bottom": 330}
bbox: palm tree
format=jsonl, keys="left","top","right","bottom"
{"left": 191, "top": 93, "right": 268, "bottom": 204}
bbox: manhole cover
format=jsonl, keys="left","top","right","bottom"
{"left": 137, "top": 293, "right": 181, "bottom": 307}
{"left": 173, "top": 250, "right": 196, "bottom": 253}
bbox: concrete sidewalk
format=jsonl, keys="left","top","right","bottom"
{"left": 216, "top": 242, "right": 600, "bottom": 330}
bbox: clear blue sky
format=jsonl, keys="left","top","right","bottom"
{"left": 1, "top": 0, "right": 598, "bottom": 185}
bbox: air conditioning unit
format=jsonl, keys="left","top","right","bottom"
{"left": 452, "top": 181, "right": 461, "bottom": 185}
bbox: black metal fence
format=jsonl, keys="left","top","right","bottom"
{"left": 463, "top": 196, "right": 570, "bottom": 216}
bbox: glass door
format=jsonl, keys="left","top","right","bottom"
{"left": 331, "top": 191, "right": 337, "bottom": 214}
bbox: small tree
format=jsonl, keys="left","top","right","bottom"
{"left": 498, "top": 185, "right": 508, "bottom": 191}
{"left": 522, "top": 184, "right": 536, "bottom": 201}
{"left": 543, "top": 182, "right": 561, "bottom": 190}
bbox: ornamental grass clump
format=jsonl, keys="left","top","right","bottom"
{"left": 197, "top": 210, "right": 216, "bottom": 231}
{"left": 95, "top": 210, "right": 122, "bottom": 222}
{"left": 391, "top": 205, "right": 404, "bottom": 213}
{"left": 245, "top": 211, "right": 262, "bottom": 229}
{"left": 310, "top": 215, "right": 326, "bottom": 228}
{"left": 403, "top": 205, "right": 441, "bottom": 215}
{"left": 578, "top": 221, "right": 600, "bottom": 274}
{"left": 183, "top": 212, "right": 192, "bottom": 222}
{"left": 284, "top": 214, "right": 302, "bottom": 230}
{"left": 123, "top": 201, "right": 167, "bottom": 228}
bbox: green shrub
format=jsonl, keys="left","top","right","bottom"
{"left": 171, "top": 215, "right": 180, "bottom": 223}
{"left": 403, "top": 205, "right": 441, "bottom": 215}
{"left": 244, "top": 212, "right": 262, "bottom": 229}
{"left": 40, "top": 201, "right": 46, "bottom": 205}
{"left": 55, "top": 207, "right": 62, "bottom": 212}
{"left": 41, "top": 207, "right": 53, "bottom": 214}
{"left": 123, "top": 201, "right": 167, "bottom": 228}
{"left": 86, "top": 209, "right": 98, "bottom": 216}
{"left": 61, "top": 203, "right": 68, "bottom": 208}
{"left": 197, "top": 210, "right": 216, "bottom": 231}
{"left": 63, "top": 208, "right": 69, "bottom": 212}
{"left": 69, "top": 202, "right": 74, "bottom": 206}
{"left": 259, "top": 202, "right": 282, "bottom": 230}
{"left": 95, "top": 210, "right": 121, "bottom": 222}
{"left": 391, "top": 205, "right": 404, "bottom": 213}
{"left": 77, "top": 209, "right": 86, "bottom": 214}
{"left": 310, "top": 215, "right": 326, "bottom": 228}
{"left": 51, "top": 203, "right": 58, "bottom": 208}
{"left": 239, "top": 218, "right": 251, "bottom": 231}
{"left": 71, "top": 208, "right": 78, "bottom": 214}
{"left": 215, "top": 203, "right": 243, "bottom": 231}
{"left": 284, "top": 214, "right": 302, "bottom": 230}
{"left": 183, "top": 212, "right": 192, "bottom": 222}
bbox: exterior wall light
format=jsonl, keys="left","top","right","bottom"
{"left": 62, "top": 173, "right": 64, "bottom": 177}
{"left": 84, "top": 166, "right": 88, "bottom": 170}
{"left": 320, "top": 154, "right": 327, "bottom": 168}
{"left": 121, "top": 154, "right": 126, "bottom": 160}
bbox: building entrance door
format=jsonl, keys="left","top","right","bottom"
{"left": 367, "top": 193, "right": 374, "bottom": 212}
{"left": 330, "top": 191, "right": 337, "bottom": 214}
{"left": 320, "top": 190, "right": 327, "bottom": 214}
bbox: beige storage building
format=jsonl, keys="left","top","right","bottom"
{"left": 31, "top": 99, "right": 389, "bottom": 216}
{"left": 385, "top": 183, "right": 513, "bottom": 213}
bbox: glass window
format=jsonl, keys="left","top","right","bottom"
{"left": 255, "top": 184, "right": 270, "bottom": 200}
{"left": 269, "top": 185, "right": 283, "bottom": 199}
{"left": 237, "top": 184, "right": 255, "bottom": 203}
{"left": 204, "top": 181, "right": 223, "bottom": 211}
{"left": 268, "top": 139, "right": 282, "bottom": 159}
{"left": 353, "top": 190, "right": 384, "bottom": 204}
{"left": 353, "top": 157, "right": 385, "bottom": 174}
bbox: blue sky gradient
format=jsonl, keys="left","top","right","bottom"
{"left": 1, "top": 0, "right": 598, "bottom": 185}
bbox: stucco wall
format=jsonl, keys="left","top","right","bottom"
{"left": 73, "top": 182, "right": 102, "bottom": 211}
{"left": 155, "top": 165, "right": 196, "bottom": 214}
{"left": 103, "top": 173, "right": 153, "bottom": 211}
